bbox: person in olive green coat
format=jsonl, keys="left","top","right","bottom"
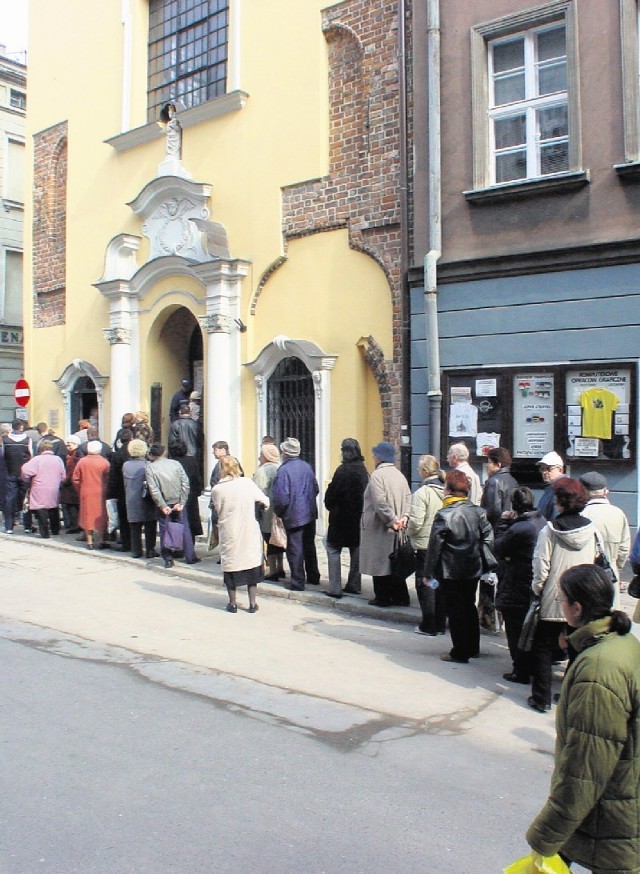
{"left": 526, "top": 564, "right": 640, "bottom": 874}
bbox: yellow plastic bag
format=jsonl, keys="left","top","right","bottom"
{"left": 503, "top": 853, "right": 571, "bottom": 874}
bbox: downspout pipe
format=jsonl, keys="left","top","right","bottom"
{"left": 425, "top": 0, "right": 442, "bottom": 460}
{"left": 398, "top": 0, "right": 411, "bottom": 479}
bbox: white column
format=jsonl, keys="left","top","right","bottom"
{"left": 313, "top": 370, "right": 331, "bottom": 536}
{"left": 103, "top": 327, "right": 134, "bottom": 437}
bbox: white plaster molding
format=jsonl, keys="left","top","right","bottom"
{"left": 104, "top": 90, "right": 249, "bottom": 153}
{"left": 53, "top": 360, "right": 108, "bottom": 439}
{"left": 245, "top": 336, "right": 338, "bottom": 378}
{"left": 127, "top": 177, "right": 212, "bottom": 216}
{"left": 198, "top": 313, "right": 231, "bottom": 334}
{"left": 98, "top": 234, "right": 141, "bottom": 282}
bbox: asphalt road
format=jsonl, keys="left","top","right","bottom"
{"left": 0, "top": 536, "right": 600, "bottom": 873}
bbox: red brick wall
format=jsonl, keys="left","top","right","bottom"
{"left": 33, "top": 121, "right": 67, "bottom": 327}
{"left": 279, "top": 0, "right": 406, "bottom": 441}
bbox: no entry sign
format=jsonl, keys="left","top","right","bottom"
{"left": 14, "top": 378, "right": 30, "bottom": 407}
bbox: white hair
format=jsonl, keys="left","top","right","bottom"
{"left": 448, "top": 442, "right": 469, "bottom": 462}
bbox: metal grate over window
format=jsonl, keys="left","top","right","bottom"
{"left": 148, "top": 0, "right": 229, "bottom": 121}
{"left": 267, "top": 358, "right": 316, "bottom": 469}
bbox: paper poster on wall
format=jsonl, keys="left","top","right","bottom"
{"left": 476, "top": 432, "right": 500, "bottom": 456}
{"left": 475, "top": 379, "right": 497, "bottom": 398}
{"left": 449, "top": 402, "right": 478, "bottom": 437}
{"left": 451, "top": 386, "right": 472, "bottom": 404}
{"left": 513, "top": 373, "right": 555, "bottom": 457}
{"left": 573, "top": 437, "right": 600, "bottom": 457}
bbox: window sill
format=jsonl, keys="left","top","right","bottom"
{"left": 463, "top": 170, "right": 590, "bottom": 204}
{"left": 2, "top": 198, "right": 24, "bottom": 212}
{"left": 105, "top": 90, "right": 249, "bottom": 153}
{"left": 614, "top": 161, "right": 640, "bottom": 180}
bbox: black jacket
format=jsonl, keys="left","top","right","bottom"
{"left": 2, "top": 433, "right": 32, "bottom": 477}
{"left": 324, "top": 459, "right": 369, "bottom": 548}
{"left": 481, "top": 467, "right": 518, "bottom": 529}
{"left": 425, "top": 498, "right": 495, "bottom": 581}
{"left": 494, "top": 510, "right": 546, "bottom": 611}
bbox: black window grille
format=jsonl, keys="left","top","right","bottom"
{"left": 267, "top": 358, "right": 315, "bottom": 469}
{"left": 147, "top": 0, "right": 229, "bottom": 122}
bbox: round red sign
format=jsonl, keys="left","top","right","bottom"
{"left": 14, "top": 378, "right": 30, "bottom": 408}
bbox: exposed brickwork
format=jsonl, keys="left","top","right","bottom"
{"left": 256, "top": 0, "right": 406, "bottom": 441}
{"left": 33, "top": 121, "right": 67, "bottom": 327}
{"left": 357, "top": 335, "right": 401, "bottom": 440}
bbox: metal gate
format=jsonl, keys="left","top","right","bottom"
{"left": 267, "top": 357, "right": 315, "bottom": 468}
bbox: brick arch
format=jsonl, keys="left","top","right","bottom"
{"left": 357, "top": 335, "right": 402, "bottom": 442}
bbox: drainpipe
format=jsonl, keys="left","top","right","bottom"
{"left": 398, "top": 0, "right": 411, "bottom": 479}
{"left": 425, "top": 0, "right": 442, "bottom": 460}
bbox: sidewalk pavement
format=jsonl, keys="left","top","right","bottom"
{"left": 5, "top": 522, "right": 425, "bottom": 627}
{"left": 7, "top": 522, "right": 638, "bottom": 630}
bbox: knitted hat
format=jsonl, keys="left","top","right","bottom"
{"left": 372, "top": 441, "right": 396, "bottom": 463}
{"left": 66, "top": 435, "right": 81, "bottom": 446}
{"left": 261, "top": 443, "right": 280, "bottom": 464}
{"left": 280, "top": 437, "right": 301, "bottom": 458}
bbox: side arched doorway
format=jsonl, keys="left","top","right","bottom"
{"left": 267, "top": 357, "right": 315, "bottom": 467}
{"left": 71, "top": 375, "right": 98, "bottom": 429}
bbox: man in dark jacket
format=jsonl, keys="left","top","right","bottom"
{"left": 536, "top": 450, "right": 564, "bottom": 520}
{"left": 76, "top": 427, "right": 113, "bottom": 461}
{"left": 480, "top": 446, "right": 518, "bottom": 529}
{"left": 169, "top": 403, "right": 202, "bottom": 459}
{"left": 271, "top": 437, "right": 320, "bottom": 591}
{"left": 425, "top": 469, "right": 495, "bottom": 663}
{"left": 3, "top": 419, "right": 33, "bottom": 533}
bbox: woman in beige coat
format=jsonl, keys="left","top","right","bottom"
{"left": 211, "top": 455, "right": 269, "bottom": 613}
{"left": 359, "top": 442, "right": 412, "bottom": 608}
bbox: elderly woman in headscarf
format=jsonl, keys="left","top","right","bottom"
{"left": 323, "top": 438, "right": 369, "bottom": 598}
{"left": 253, "top": 441, "right": 285, "bottom": 581}
{"left": 73, "top": 440, "right": 110, "bottom": 549}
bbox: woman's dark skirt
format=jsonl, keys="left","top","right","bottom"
{"left": 223, "top": 565, "right": 263, "bottom": 589}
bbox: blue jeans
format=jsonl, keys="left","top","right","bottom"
{"left": 4, "top": 476, "right": 25, "bottom": 531}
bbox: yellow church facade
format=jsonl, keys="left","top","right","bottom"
{"left": 24, "top": 0, "right": 406, "bottom": 492}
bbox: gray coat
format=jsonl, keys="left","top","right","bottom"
{"left": 359, "top": 462, "right": 411, "bottom": 576}
{"left": 123, "top": 458, "right": 156, "bottom": 523}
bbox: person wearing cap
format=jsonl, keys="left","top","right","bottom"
{"left": 580, "top": 470, "right": 630, "bottom": 604}
{"left": 446, "top": 443, "right": 481, "bottom": 506}
{"left": 360, "top": 441, "right": 412, "bottom": 607}
{"left": 536, "top": 451, "right": 565, "bottom": 520}
{"left": 169, "top": 378, "right": 192, "bottom": 423}
{"left": 188, "top": 390, "right": 201, "bottom": 421}
{"left": 323, "top": 438, "right": 370, "bottom": 598}
{"left": 271, "top": 437, "right": 320, "bottom": 591}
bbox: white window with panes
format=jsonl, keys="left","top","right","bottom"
{"left": 488, "top": 24, "right": 568, "bottom": 184}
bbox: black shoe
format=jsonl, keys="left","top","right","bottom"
{"left": 263, "top": 573, "right": 280, "bottom": 581}
{"left": 527, "top": 696, "right": 550, "bottom": 713}
{"left": 248, "top": 604, "right": 259, "bottom": 614}
{"left": 391, "top": 600, "right": 411, "bottom": 607}
{"left": 553, "top": 692, "right": 561, "bottom": 704}
{"left": 146, "top": 549, "right": 159, "bottom": 558}
{"left": 307, "top": 579, "right": 320, "bottom": 586}
{"left": 322, "top": 591, "right": 342, "bottom": 599}
{"left": 67, "top": 527, "right": 81, "bottom": 534}
{"left": 368, "top": 598, "right": 392, "bottom": 607}
{"left": 285, "top": 583, "right": 305, "bottom": 591}
{"left": 503, "top": 672, "right": 529, "bottom": 685}
{"left": 226, "top": 603, "right": 238, "bottom": 614}
{"left": 97, "top": 542, "right": 109, "bottom": 550}
{"left": 440, "top": 653, "right": 469, "bottom": 664}
{"left": 185, "top": 557, "right": 201, "bottom": 565}
{"left": 131, "top": 552, "right": 143, "bottom": 559}
{"left": 343, "top": 587, "right": 361, "bottom": 595}
{"left": 75, "top": 533, "right": 87, "bottom": 542}
{"left": 163, "top": 558, "right": 174, "bottom": 569}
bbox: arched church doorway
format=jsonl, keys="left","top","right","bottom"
{"left": 71, "top": 375, "right": 98, "bottom": 431}
{"left": 267, "top": 356, "right": 315, "bottom": 467}
{"left": 154, "top": 307, "right": 203, "bottom": 442}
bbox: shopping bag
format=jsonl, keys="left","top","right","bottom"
{"left": 389, "top": 529, "right": 415, "bottom": 579}
{"left": 162, "top": 516, "right": 184, "bottom": 551}
{"left": 270, "top": 515, "right": 287, "bottom": 549}
{"left": 503, "top": 852, "right": 570, "bottom": 874}
{"left": 105, "top": 498, "right": 120, "bottom": 534}
{"left": 207, "top": 520, "right": 219, "bottom": 552}
{"left": 518, "top": 597, "right": 541, "bottom": 652}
